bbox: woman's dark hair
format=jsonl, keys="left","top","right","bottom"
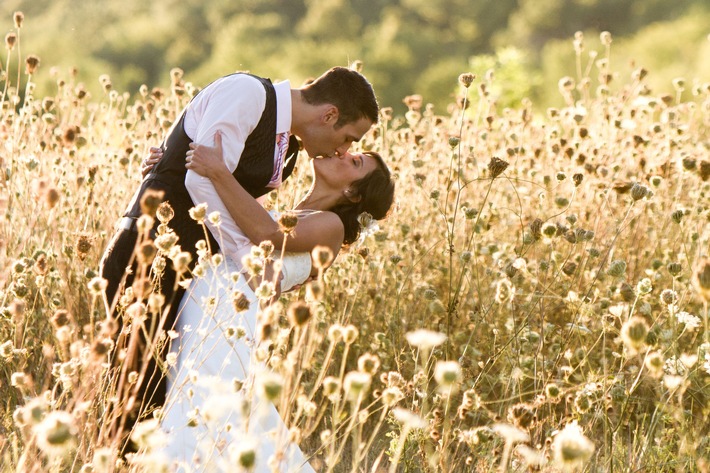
{"left": 329, "top": 151, "right": 395, "bottom": 245}
{"left": 301, "top": 67, "right": 379, "bottom": 128}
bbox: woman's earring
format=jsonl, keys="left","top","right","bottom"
{"left": 344, "top": 187, "right": 362, "bottom": 203}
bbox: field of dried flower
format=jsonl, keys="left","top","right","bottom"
{"left": 1, "top": 13, "right": 709, "bottom": 473}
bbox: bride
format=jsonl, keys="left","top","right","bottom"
{"left": 154, "top": 132, "right": 395, "bottom": 471}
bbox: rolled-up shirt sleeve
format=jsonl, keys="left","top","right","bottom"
{"left": 183, "top": 75, "right": 266, "bottom": 265}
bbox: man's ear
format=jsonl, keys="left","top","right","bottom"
{"left": 344, "top": 187, "right": 362, "bottom": 203}
{"left": 323, "top": 105, "right": 339, "bottom": 125}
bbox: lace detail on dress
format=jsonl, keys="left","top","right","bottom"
{"left": 279, "top": 252, "right": 312, "bottom": 292}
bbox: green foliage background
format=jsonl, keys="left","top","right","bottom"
{"left": 2, "top": 0, "right": 710, "bottom": 112}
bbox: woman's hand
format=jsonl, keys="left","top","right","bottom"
{"left": 141, "top": 147, "right": 163, "bottom": 177}
{"left": 186, "top": 131, "right": 230, "bottom": 179}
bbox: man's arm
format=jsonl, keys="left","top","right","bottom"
{"left": 183, "top": 75, "right": 267, "bottom": 263}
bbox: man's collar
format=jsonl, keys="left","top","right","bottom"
{"left": 274, "top": 80, "right": 291, "bottom": 134}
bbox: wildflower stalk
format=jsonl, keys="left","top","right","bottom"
{"left": 387, "top": 424, "right": 414, "bottom": 473}
{"left": 441, "top": 80, "right": 470, "bottom": 354}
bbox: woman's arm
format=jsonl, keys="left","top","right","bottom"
{"left": 187, "top": 131, "right": 344, "bottom": 256}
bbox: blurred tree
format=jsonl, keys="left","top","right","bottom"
{"left": 2, "top": 0, "right": 707, "bottom": 111}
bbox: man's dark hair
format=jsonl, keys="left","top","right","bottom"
{"left": 301, "top": 66, "right": 379, "bottom": 128}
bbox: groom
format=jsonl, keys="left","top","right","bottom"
{"left": 100, "top": 66, "right": 378, "bottom": 441}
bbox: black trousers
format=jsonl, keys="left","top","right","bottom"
{"left": 100, "top": 226, "right": 184, "bottom": 447}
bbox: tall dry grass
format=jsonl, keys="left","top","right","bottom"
{"left": 0, "top": 14, "right": 709, "bottom": 472}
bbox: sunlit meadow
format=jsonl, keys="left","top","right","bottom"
{"left": 1, "top": 12, "right": 709, "bottom": 472}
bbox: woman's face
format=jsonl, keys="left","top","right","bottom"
{"left": 313, "top": 152, "right": 378, "bottom": 193}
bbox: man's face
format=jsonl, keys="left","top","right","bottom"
{"left": 302, "top": 111, "right": 373, "bottom": 159}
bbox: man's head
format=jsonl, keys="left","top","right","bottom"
{"left": 301, "top": 66, "right": 379, "bottom": 128}
{"left": 296, "top": 67, "right": 379, "bottom": 159}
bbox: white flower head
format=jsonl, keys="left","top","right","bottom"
{"left": 552, "top": 421, "right": 595, "bottom": 471}
{"left": 33, "top": 410, "right": 78, "bottom": 458}
{"left": 676, "top": 311, "right": 701, "bottom": 331}
{"left": 392, "top": 408, "right": 427, "bottom": 429}
{"left": 434, "top": 360, "right": 462, "bottom": 389}
{"left": 491, "top": 422, "right": 529, "bottom": 444}
{"left": 405, "top": 329, "right": 447, "bottom": 350}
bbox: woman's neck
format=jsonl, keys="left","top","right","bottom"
{"left": 294, "top": 183, "right": 340, "bottom": 212}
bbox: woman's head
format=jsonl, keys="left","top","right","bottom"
{"left": 325, "top": 151, "right": 395, "bottom": 245}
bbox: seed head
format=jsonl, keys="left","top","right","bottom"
{"left": 434, "top": 360, "right": 462, "bottom": 389}
{"left": 546, "top": 383, "right": 561, "bottom": 400}
{"left": 357, "top": 353, "right": 381, "bottom": 375}
{"left": 691, "top": 257, "right": 710, "bottom": 301}
{"left": 306, "top": 280, "right": 323, "bottom": 301}
{"left": 76, "top": 233, "right": 95, "bottom": 260}
{"left": 287, "top": 301, "right": 312, "bottom": 327}
{"left": 508, "top": 403, "right": 535, "bottom": 429}
{"left": 671, "top": 209, "right": 684, "bottom": 224}
{"left": 33, "top": 411, "right": 78, "bottom": 458}
{"left": 188, "top": 203, "right": 207, "bottom": 223}
{"left": 5, "top": 33, "right": 17, "bottom": 51}
{"left": 667, "top": 262, "right": 682, "bottom": 277}
{"left": 659, "top": 289, "right": 678, "bottom": 306}
{"left": 14, "top": 12, "right": 24, "bottom": 29}
{"left": 487, "top": 157, "right": 509, "bottom": 178}
{"left": 621, "top": 316, "right": 649, "bottom": 352}
{"left": 137, "top": 241, "right": 157, "bottom": 265}
{"left": 343, "top": 324, "right": 359, "bottom": 344}
{"left": 255, "top": 281, "right": 276, "bottom": 301}
{"left": 458, "top": 72, "right": 476, "bottom": 88}
{"left": 600, "top": 31, "right": 612, "bottom": 46}
{"left": 235, "top": 445, "right": 256, "bottom": 469}
{"left": 25, "top": 55, "right": 40, "bottom": 75}
{"left": 156, "top": 202, "right": 174, "bottom": 224}
{"left": 171, "top": 251, "right": 192, "bottom": 274}
{"left": 607, "top": 260, "right": 627, "bottom": 278}
{"left": 278, "top": 211, "right": 299, "bottom": 234}
{"left": 644, "top": 351, "right": 664, "bottom": 378}
{"left": 259, "top": 372, "right": 283, "bottom": 401}
{"left": 322, "top": 376, "right": 341, "bottom": 397}
{"left": 558, "top": 77, "right": 575, "bottom": 93}
{"left": 630, "top": 183, "right": 648, "bottom": 201}
{"left": 381, "top": 387, "right": 404, "bottom": 407}
{"left": 553, "top": 421, "right": 595, "bottom": 470}
{"left": 636, "top": 278, "right": 653, "bottom": 296}
{"left": 232, "top": 290, "right": 250, "bottom": 313}
{"left": 87, "top": 277, "right": 108, "bottom": 296}
{"left": 328, "top": 324, "right": 344, "bottom": 343}
{"left": 51, "top": 309, "right": 72, "bottom": 329}
{"left": 154, "top": 232, "right": 178, "bottom": 253}
{"left": 312, "top": 245, "right": 333, "bottom": 269}
{"left": 140, "top": 189, "right": 164, "bottom": 217}
{"left": 344, "top": 371, "right": 372, "bottom": 399}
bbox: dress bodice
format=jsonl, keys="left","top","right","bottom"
{"left": 279, "top": 252, "right": 312, "bottom": 292}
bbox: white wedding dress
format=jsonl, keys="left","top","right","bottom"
{"left": 160, "top": 245, "right": 315, "bottom": 473}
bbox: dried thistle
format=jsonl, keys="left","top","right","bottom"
{"left": 487, "top": 157, "right": 509, "bottom": 178}
{"left": 25, "top": 55, "right": 40, "bottom": 75}
{"left": 458, "top": 72, "right": 475, "bottom": 89}
{"left": 14, "top": 12, "right": 24, "bottom": 29}
{"left": 278, "top": 211, "right": 298, "bottom": 235}
{"left": 5, "top": 33, "right": 17, "bottom": 51}
{"left": 287, "top": 301, "right": 312, "bottom": 327}
{"left": 140, "top": 189, "right": 164, "bottom": 217}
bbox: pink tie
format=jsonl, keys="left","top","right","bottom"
{"left": 268, "top": 132, "right": 290, "bottom": 188}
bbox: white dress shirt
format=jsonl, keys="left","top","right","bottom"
{"left": 183, "top": 74, "right": 292, "bottom": 266}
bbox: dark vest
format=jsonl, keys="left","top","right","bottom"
{"left": 124, "top": 74, "right": 300, "bottom": 259}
